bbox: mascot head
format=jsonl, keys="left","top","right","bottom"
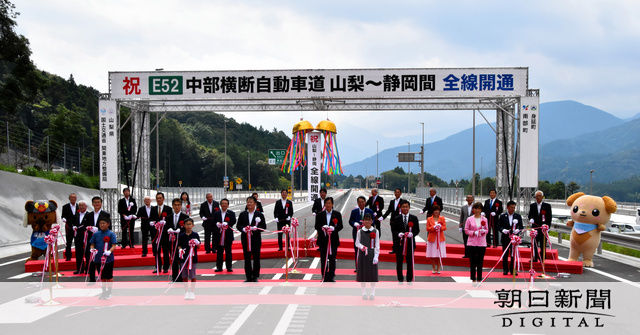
{"left": 23, "top": 200, "right": 59, "bottom": 232}
{"left": 566, "top": 192, "right": 617, "bottom": 231}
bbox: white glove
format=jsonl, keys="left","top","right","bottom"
{"left": 89, "top": 226, "right": 98, "bottom": 233}
{"left": 323, "top": 225, "right": 330, "bottom": 230}
{"left": 373, "top": 212, "right": 377, "bottom": 217}
{"left": 354, "top": 223, "right": 360, "bottom": 229}
{"left": 491, "top": 212, "right": 496, "bottom": 217}
{"left": 435, "top": 223, "right": 442, "bottom": 229}
{"left": 513, "top": 219, "right": 518, "bottom": 224}
{"left": 150, "top": 221, "right": 156, "bottom": 226}
{"left": 373, "top": 256, "right": 379, "bottom": 265}
{"left": 179, "top": 249, "right": 185, "bottom": 259}
{"left": 90, "top": 248, "right": 97, "bottom": 253}
{"left": 201, "top": 216, "right": 207, "bottom": 221}
{"left": 286, "top": 216, "right": 291, "bottom": 221}
{"left": 529, "top": 218, "right": 535, "bottom": 224}
{"left": 250, "top": 226, "right": 257, "bottom": 231}
{"left": 513, "top": 229, "right": 520, "bottom": 235}
{"left": 272, "top": 218, "right": 278, "bottom": 223}
{"left": 329, "top": 226, "right": 335, "bottom": 232}
{"left": 474, "top": 231, "right": 479, "bottom": 237}
{"left": 481, "top": 212, "right": 486, "bottom": 217}
{"left": 222, "top": 222, "right": 228, "bottom": 227}
{"left": 192, "top": 239, "right": 201, "bottom": 245}
{"left": 502, "top": 229, "right": 509, "bottom": 234}
{"left": 459, "top": 227, "right": 463, "bottom": 233}
{"left": 216, "top": 222, "right": 222, "bottom": 228}
{"left": 62, "top": 218, "right": 67, "bottom": 223}
{"left": 312, "top": 213, "right": 317, "bottom": 216}
{"left": 406, "top": 232, "right": 413, "bottom": 238}
{"left": 359, "top": 245, "right": 366, "bottom": 252}
{"left": 398, "top": 232, "right": 405, "bottom": 238}
{"left": 104, "top": 250, "right": 111, "bottom": 256}
{"left": 419, "top": 210, "right": 424, "bottom": 214}
{"left": 73, "top": 226, "right": 78, "bottom": 232}
{"left": 255, "top": 218, "right": 261, "bottom": 223}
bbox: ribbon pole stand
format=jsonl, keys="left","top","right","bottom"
{"left": 280, "top": 225, "right": 293, "bottom": 287}
{"left": 42, "top": 250, "right": 60, "bottom": 306}
{"left": 53, "top": 241, "right": 63, "bottom": 289}
{"left": 304, "top": 218, "right": 307, "bottom": 258}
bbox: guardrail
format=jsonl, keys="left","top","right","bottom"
{"left": 549, "top": 222, "right": 640, "bottom": 255}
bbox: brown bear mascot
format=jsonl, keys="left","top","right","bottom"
{"left": 23, "top": 200, "right": 63, "bottom": 262}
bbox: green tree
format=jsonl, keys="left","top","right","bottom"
{"left": 567, "top": 181, "right": 581, "bottom": 195}
{"left": 0, "top": 0, "right": 48, "bottom": 117}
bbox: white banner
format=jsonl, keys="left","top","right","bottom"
{"left": 110, "top": 68, "right": 528, "bottom": 100}
{"left": 98, "top": 100, "right": 119, "bottom": 189}
{"left": 519, "top": 96, "right": 539, "bottom": 188}
{"left": 307, "top": 131, "right": 322, "bottom": 203}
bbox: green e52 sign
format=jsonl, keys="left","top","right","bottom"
{"left": 149, "top": 76, "right": 183, "bottom": 95}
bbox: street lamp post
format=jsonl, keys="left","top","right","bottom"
{"left": 590, "top": 170, "right": 595, "bottom": 194}
{"left": 224, "top": 119, "right": 229, "bottom": 192}
{"left": 376, "top": 140, "right": 379, "bottom": 186}
{"left": 407, "top": 142, "right": 410, "bottom": 194}
{"left": 247, "top": 150, "right": 251, "bottom": 190}
{"left": 420, "top": 122, "right": 424, "bottom": 189}
{"left": 480, "top": 156, "right": 483, "bottom": 199}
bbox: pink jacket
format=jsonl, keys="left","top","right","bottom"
{"left": 464, "top": 216, "right": 488, "bottom": 247}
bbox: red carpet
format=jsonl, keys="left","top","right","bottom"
{"left": 25, "top": 239, "right": 583, "bottom": 274}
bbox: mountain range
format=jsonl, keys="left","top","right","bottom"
{"left": 343, "top": 100, "right": 639, "bottom": 185}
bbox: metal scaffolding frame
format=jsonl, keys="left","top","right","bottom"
{"left": 101, "top": 69, "right": 540, "bottom": 227}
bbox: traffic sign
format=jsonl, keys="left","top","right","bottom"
{"left": 223, "top": 176, "right": 229, "bottom": 182}
{"left": 179, "top": 180, "right": 182, "bottom": 185}
{"left": 224, "top": 181, "right": 229, "bottom": 187}
{"left": 268, "top": 149, "right": 287, "bottom": 165}
{"left": 236, "top": 178, "right": 242, "bottom": 184}
{"left": 230, "top": 181, "right": 233, "bottom": 190}
{"left": 326, "top": 183, "right": 330, "bottom": 187}
{"left": 237, "top": 184, "right": 243, "bottom": 190}
{"left": 376, "top": 180, "right": 381, "bottom": 185}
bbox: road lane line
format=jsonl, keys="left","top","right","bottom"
{"left": 272, "top": 304, "right": 298, "bottom": 335}
{"left": 221, "top": 304, "right": 258, "bottom": 335}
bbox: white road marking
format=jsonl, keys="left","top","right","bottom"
{"left": 557, "top": 256, "right": 640, "bottom": 289}
{"left": 294, "top": 287, "right": 306, "bottom": 295}
{"left": 258, "top": 286, "right": 272, "bottom": 295}
{"left": 0, "top": 258, "right": 27, "bottom": 267}
{"left": 272, "top": 304, "right": 299, "bottom": 335}
{"left": 466, "top": 290, "right": 496, "bottom": 298}
{"left": 452, "top": 276, "right": 473, "bottom": 283}
{"left": 221, "top": 304, "right": 258, "bottom": 335}
{"left": 0, "top": 288, "right": 101, "bottom": 324}
{"left": 7, "top": 273, "right": 32, "bottom": 280}
{"left": 304, "top": 257, "right": 320, "bottom": 280}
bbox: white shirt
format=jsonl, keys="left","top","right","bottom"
{"left": 320, "top": 198, "right": 325, "bottom": 211}
{"left": 208, "top": 201, "right": 213, "bottom": 213}
{"left": 124, "top": 197, "right": 130, "bottom": 207}
{"left": 78, "top": 211, "right": 86, "bottom": 225}
{"left": 431, "top": 196, "right": 436, "bottom": 204}
{"left": 467, "top": 205, "right": 473, "bottom": 217}
{"left": 355, "top": 226, "right": 380, "bottom": 258}
{"left": 70, "top": 203, "right": 76, "bottom": 215}
{"left": 173, "top": 212, "right": 180, "bottom": 229}
{"left": 93, "top": 210, "right": 101, "bottom": 226}
{"left": 537, "top": 202, "right": 542, "bottom": 214}
{"left": 394, "top": 198, "right": 401, "bottom": 209}
{"left": 248, "top": 210, "right": 255, "bottom": 225}
{"left": 145, "top": 205, "right": 151, "bottom": 217}
{"left": 221, "top": 210, "right": 226, "bottom": 222}
{"left": 326, "top": 211, "right": 333, "bottom": 225}
{"left": 508, "top": 213, "right": 514, "bottom": 227}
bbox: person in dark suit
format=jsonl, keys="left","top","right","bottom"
{"left": 135, "top": 196, "right": 155, "bottom": 257}
{"left": 273, "top": 189, "right": 294, "bottom": 251}
{"left": 459, "top": 195, "right": 475, "bottom": 258}
{"left": 84, "top": 196, "right": 111, "bottom": 282}
{"left": 151, "top": 192, "right": 172, "bottom": 274}
{"left": 212, "top": 198, "right": 236, "bottom": 272}
{"left": 311, "top": 188, "right": 328, "bottom": 215}
{"left": 528, "top": 190, "right": 553, "bottom": 262}
{"left": 61, "top": 193, "right": 78, "bottom": 261}
{"left": 72, "top": 201, "right": 89, "bottom": 274}
{"left": 499, "top": 201, "right": 524, "bottom": 275}
{"left": 315, "top": 197, "right": 343, "bottom": 282}
{"left": 117, "top": 188, "right": 137, "bottom": 249}
{"left": 421, "top": 188, "right": 444, "bottom": 217}
{"left": 349, "top": 196, "right": 374, "bottom": 270}
{"left": 165, "top": 198, "right": 190, "bottom": 282}
{"left": 392, "top": 201, "right": 420, "bottom": 283}
{"left": 365, "top": 188, "right": 384, "bottom": 237}
{"left": 483, "top": 189, "right": 503, "bottom": 247}
{"left": 383, "top": 188, "right": 404, "bottom": 254}
{"left": 244, "top": 192, "right": 264, "bottom": 213}
{"left": 237, "top": 196, "right": 267, "bottom": 282}
{"left": 199, "top": 192, "right": 220, "bottom": 254}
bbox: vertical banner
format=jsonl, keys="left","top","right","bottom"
{"left": 308, "top": 131, "right": 322, "bottom": 203}
{"left": 99, "top": 100, "right": 119, "bottom": 189}
{"left": 519, "top": 96, "right": 539, "bottom": 188}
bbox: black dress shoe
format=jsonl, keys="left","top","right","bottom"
{"left": 65, "top": 258, "right": 72, "bottom": 262}
{"left": 215, "top": 269, "right": 223, "bottom": 272}
{"left": 253, "top": 278, "right": 259, "bottom": 282}
{"left": 152, "top": 270, "right": 158, "bottom": 274}
{"left": 206, "top": 251, "right": 211, "bottom": 254}
{"left": 141, "top": 254, "right": 147, "bottom": 257}
{"left": 389, "top": 251, "right": 395, "bottom": 254}
{"left": 73, "top": 270, "right": 79, "bottom": 275}
{"left": 244, "top": 279, "right": 253, "bottom": 282}
{"left": 227, "top": 269, "right": 233, "bottom": 272}
{"left": 278, "top": 248, "right": 283, "bottom": 251}
{"left": 163, "top": 270, "right": 168, "bottom": 273}
{"left": 503, "top": 271, "right": 509, "bottom": 275}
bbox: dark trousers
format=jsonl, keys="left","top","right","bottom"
{"left": 277, "top": 221, "right": 290, "bottom": 250}
{"left": 216, "top": 242, "right": 233, "bottom": 270}
{"left": 486, "top": 217, "right": 499, "bottom": 247}
{"left": 157, "top": 239, "right": 172, "bottom": 271}
{"left": 242, "top": 242, "right": 261, "bottom": 280}
{"left": 203, "top": 225, "right": 214, "bottom": 252}
{"left": 140, "top": 224, "right": 155, "bottom": 256}
{"left": 120, "top": 219, "right": 135, "bottom": 247}
{"left": 533, "top": 231, "right": 547, "bottom": 262}
{"left": 170, "top": 248, "right": 182, "bottom": 282}
{"left": 374, "top": 220, "right": 381, "bottom": 238}
{"left": 395, "top": 244, "right": 415, "bottom": 282}
{"left": 64, "top": 227, "right": 74, "bottom": 260}
{"left": 502, "top": 243, "right": 515, "bottom": 274}
{"left": 462, "top": 230, "right": 470, "bottom": 257}
{"left": 319, "top": 242, "right": 337, "bottom": 281}
{"left": 469, "top": 246, "right": 486, "bottom": 281}
{"left": 88, "top": 262, "right": 97, "bottom": 282}
{"left": 74, "top": 234, "right": 86, "bottom": 273}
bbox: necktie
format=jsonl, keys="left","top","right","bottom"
{"left": 404, "top": 215, "right": 408, "bottom": 230}
{"left": 175, "top": 215, "right": 178, "bottom": 228}
{"left": 491, "top": 199, "right": 494, "bottom": 208}
{"left": 158, "top": 206, "right": 162, "bottom": 217}
{"left": 360, "top": 210, "right": 364, "bottom": 219}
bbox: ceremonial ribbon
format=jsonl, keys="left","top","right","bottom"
{"left": 529, "top": 229, "right": 539, "bottom": 285}
{"left": 97, "top": 237, "right": 110, "bottom": 283}
{"left": 541, "top": 224, "right": 551, "bottom": 249}
{"left": 282, "top": 225, "right": 291, "bottom": 266}
{"left": 510, "top": 234, "right": 523, "bottom": 274}
{"left": 291, "top": 218, "right": 300, "bottom": 267}
{"left": 219, "top": 222, "right": 228, "bottom": 246}
{"left": 321, "top": 226, "right": 333, "bottom": 282}
{"left": 188, "top": 239, "right": 198, "bottom": 270}
{"left": 435, "top": 224, "right": 444, "bottom": 271}
{"left": 243, "top": 226, "right": 253, "bottom": 252}
{"left": 168, "top": 229, "right": 181, "bottom": 280}
{"left": 85, "top": 248, "right": 98, "bottom": 282}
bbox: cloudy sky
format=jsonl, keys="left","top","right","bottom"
{"left": 14, "top": 0, "right": 640, "bottom": 165}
